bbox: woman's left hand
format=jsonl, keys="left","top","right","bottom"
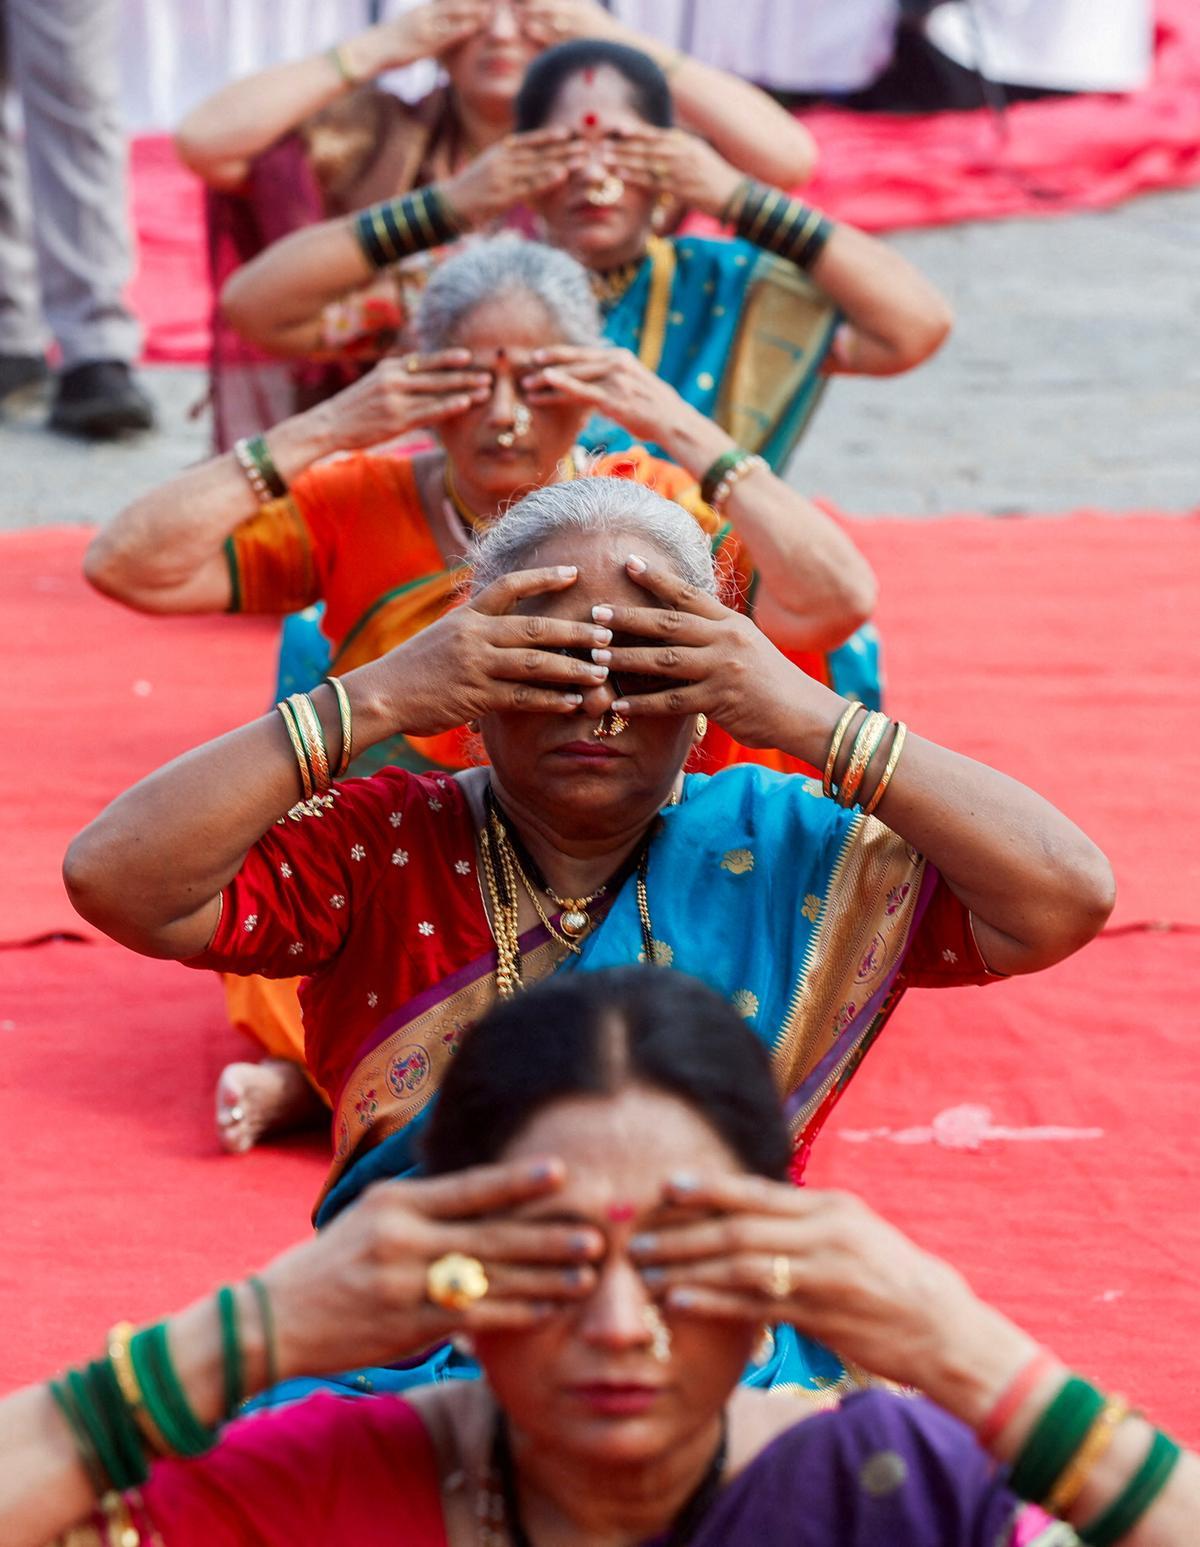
{"left": 592, "top": 554, "right": 825, "bottom": 748}
{"left": 605, "top": 127, "right": 743, "bottom": 218}
{"left": 523, "top": 345, "right": 692, "bottom": 446}
{"left": 629, "top": 1175, "right": 1034, "bottom": 1403}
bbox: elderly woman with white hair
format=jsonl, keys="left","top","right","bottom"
{"left": 83, "top": 234, "right": 879, "bottom": 1148}
{"left": 66, "top": 474, "right": 1115, "bottom": 1397}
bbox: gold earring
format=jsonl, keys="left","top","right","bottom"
{"left": 466, "top": 720, "right": 480, "bottom": 734}
{"left": 643, "top": 1304, "right": 672, "bottom": 1364}
{"left": 695, "top": 713, "right": 708, "bottom": 741}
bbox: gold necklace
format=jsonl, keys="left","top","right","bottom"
{"left": 589, "top": 252, "right": 647, "bottom": 309}
{"left": 479, "top": 789, "right": 666, "bottom": 996}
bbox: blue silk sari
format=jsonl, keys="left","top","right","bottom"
{"left": 250, "top": 766, "right": 930, "bottom": 1411}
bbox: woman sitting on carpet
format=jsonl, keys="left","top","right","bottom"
{"left": 67, "top": 478, "right": 1113, "bottom": 1390}
{"left": 174, "top": 0, "right": 816, "bottom": 448}
{"left": 3, "top": 970, "right": 1193, "bottom": 1547}
{"left": 85, "top": 237, "right": 877, "bottom": 1149}
{"left": 219, "top": 39, "right": 950, "bottom": 479}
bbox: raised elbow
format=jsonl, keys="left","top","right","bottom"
{"left": 62, "top": 823, "right": 117, "bottom": 934}
{"left": 1064, "top": 844, "right": 1118, "bottom": 948}
{"left": 82, "top": 529, "right": 124, "bottom": 602}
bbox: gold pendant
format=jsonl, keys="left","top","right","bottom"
{"left": 559, "top": 909, "right": 589, "bottom": 937}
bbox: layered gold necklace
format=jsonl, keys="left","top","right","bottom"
{"left": 589, "top": 251, "right": 647, "bottom": 310}
{"left": 479, "top": 788, "right": 662, "bottom": 997}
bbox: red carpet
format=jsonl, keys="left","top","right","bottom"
{"left": 130, "top": 0, "right": 1200, "bottom": 363}
{"left": 3, "top": 517, "right": 1199, "bottom": 1437}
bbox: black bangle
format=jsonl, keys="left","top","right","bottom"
{"left": 353, "top": 186, "right": 463, "bottom": 270}
{"left": 734, "top": 179, "right": 834, "bottom": 272}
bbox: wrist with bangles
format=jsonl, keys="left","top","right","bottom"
{"left": 50, "top": 1280, "right": 279, "bottom": 1496}
{"left": 276, "top": 681, "right": 354, "bottom": 817}
{"left": 353, "top": 185, "right": 465, "bottom": 270}
{"left": 233, "top": 434, "right": 288, "bottom": 505}
{"left": 699, "top": 445, "right": 767, "bottom": 512}
{"left": 720, "top": 177, "right": 833, "bottom": 272}
{"left": 820, "top": 701, "right": 906, "bottom": 816}
{"left": 978, "top": 1349, "right": 1180, "bottom": 1543}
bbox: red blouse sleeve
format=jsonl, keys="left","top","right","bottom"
{"left": 135, "top": 1392, "right": 447, "bottom": 1546}
{"left": 900, "top": 875, "right": 1002, "bottom": 988}
{"left": 183, "top": 768, "right": 425, "bottom": 979}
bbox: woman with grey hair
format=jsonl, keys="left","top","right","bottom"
{"left": 83, "top": 235, "right": 876, "bottom": 1151}
{"left": 65, "top": 473, "right": 1114, "bottom": 1399}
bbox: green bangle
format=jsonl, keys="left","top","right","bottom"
{"left": 66, "top": 1369, "right": 127, "bottom": 1493}
{"left": 217, "top": 1285, "right": 244, "bottom": 1418}
{"left": 1010, "top": 1375, "right": 1107, "bottom": 1504}
{"left": 130, "top": 1324, "right": 218, "bottom": 1458}
{"left": 700, "top": 447, "right": 752, "bottom": 507}
{"left": 49, "top": 1377, "right": 109, "bottom": 1496}
{"left": 247, "top": 1276, "right": 279, "bottom": 1390}
{"left": 91, "top": 1359, "right": 150, "bottom": 1489}
{"left": 1080, "top": 1429, "right": 1182, "bottom": 1546}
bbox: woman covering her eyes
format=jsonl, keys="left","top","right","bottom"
{"left": 68, "top": 477, "right": 1114, "bottom": 1398}
{"left": 174, "top": 0, "right": 818, "bottom": 449}
{"left": 84, "top": 235, "right": 878, "bottom": 1147}
{"left": 5, "top": 971, "right": 1194, "bottom": 1546}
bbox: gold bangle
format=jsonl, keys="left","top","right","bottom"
{"left": 861, "top": 720, "right": 908, "bottom": 817}
{"left": 108, "top": 1322, "right": 172, "bottom": 1457}
{"left": 288, "top": 692, "right": 331, "bottom": 795}
{"left": 324, "top": 676, "right": 353, "bottom": 778}
{"left": 277, "top": 698, "right": 314, "bottom": 801}
{"left": 838, "top": 710, "right": 890, "bottom": 809}
{"left": 822, "top": 701, "right": 864, "bottom": 799}
{"left": 1045, "top": 1398, "right": 1131, "bottom": 1516}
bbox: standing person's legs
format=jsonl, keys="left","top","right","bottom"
{"left": 0, "top": 4, "right": 50, "bottom": 402}
{"left": 8, "top": 0, "right": 153, "bottom": 434}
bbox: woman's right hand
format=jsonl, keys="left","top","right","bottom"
{"left": 443, "top": 128, "right": 575, "bottom": 226}
{"left": 363, "top": 565, "right": 615, "bottom": 736}
{"left": 308, "top": 350, "right": 492, "bottom": 451}
{"left": 259, "top": 1157, "right": 604, "bottom": 1381}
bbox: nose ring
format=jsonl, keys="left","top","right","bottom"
{"left": 593, "top": 709, "right": 628, "bottom": 739}
{"left": 586, "top": 173, "right": 625, "bottom": 207}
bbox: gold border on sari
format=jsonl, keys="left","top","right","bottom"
{"left": 772, "top": 814, "right": 926, "bottom": 1118}
{"left": 317, "top": 937, "right": 567, "bottom": 1212}
{"left": 636, "top": 237, "right": 677, "bottom": 374}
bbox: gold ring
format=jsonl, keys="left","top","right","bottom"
{"left": 404, "top": 354, "right": 421, "bottom": 374}
{"left": 652, "top": 162, "right": 668, "bottom": 184}
{"left": 767, "top": 1255, "right": 792, "bottom": 1300}
{"left": 426, "top": 1252, "right": 489, "bottom": 1311}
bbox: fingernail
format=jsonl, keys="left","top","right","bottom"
{"left": 629, "top": 1233, "right": 658, "bottom": 1254}
{"left": 529, "top": 1158, "right": 560, "bottom": 1183}
{"left": 558, "top": 565, "right": 578, "bottom": 578}
{"left": 591, "top": 648, "right": 611, "bottom": 664}
{"left": 593, "top": 627, "right": 612, "bottom": 644}
{"left": 612, "top": 699, "right": 630, "bottom": 713}
{"left": 668, "top": 1288, "right": 697, "bottom": 1309}
{"left": 592, "top": 605, "right": 613, "bottom": 623}
{"left": 640, "top": 1266, "right": 665, "bottom": 1288}
{"left": 669, "top": 1172, "right": 699, "bottom": 1194}
{"left": 564, "top": 693, "right": 584, "bottom": 706}
{"left": 569, "top": 1231, "right": 595, "bottom": 1255}
{"left": 627, "top": 554, "right": 647, "bottom": 573}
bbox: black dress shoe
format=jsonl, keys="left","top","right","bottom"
{"left": 49, "top": 359, "right": 155, "bottom": 438}
{"left": 0, "top": 353, "right": 50, "bottom": 406}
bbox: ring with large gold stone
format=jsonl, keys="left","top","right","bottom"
{"left": 426, "top": 1251, "right": 490, "bottom": 1311}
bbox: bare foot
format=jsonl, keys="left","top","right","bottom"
{"left": 215, "top": 1058, "right": 325, "bottom": 1154}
